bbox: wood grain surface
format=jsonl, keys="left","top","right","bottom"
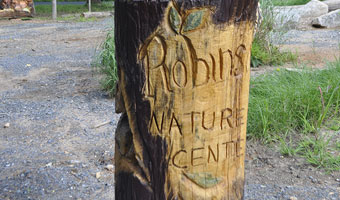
{"left": 115, "top": 1, "right": 258, "bottom": 199}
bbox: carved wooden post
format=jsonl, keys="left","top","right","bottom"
{"left": 115, "top": 1, "right": 258, "bottom": 199}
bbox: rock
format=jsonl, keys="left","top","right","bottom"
{"left": 95, "top": 172, "right": 101, "bottom": 179}
{"left": 274, "top": 6, "right": 303, "bottom": 29}
{"left": 82, "top": 12, "right": 113, "bottom": 18}
{"left": 312, "top": 9, "right": 340, "bottom": 28}
{"left": 301, "top": 0, "right": 329, "bottom": 18}
{"left": 105, "top": 164, "right": 114, "bottom": 171}
{"left": 323, "top": 0, "right": 340, "bottom": 11}
{"left": 274, "top": 0, "right": 329, "bottom": 29}
{"left": 309, "top": 176, "right": 318, "bottom": 183}
{"left": 4, "top": 123, "right": 10, "bottom": 128}
{"left": 289, "top": 197, "right": 298, "bottom": 200}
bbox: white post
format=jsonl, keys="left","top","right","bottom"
{"left": 52, "top": 0, "right": 57, "bottom": 20}
{"left": 88, "top": 0, "right": 91, "bottom": 13}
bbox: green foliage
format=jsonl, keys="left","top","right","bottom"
{"left": 94, "top": 27, "right": 118, "bottom": 97}
{"left": 272, "top": 0, "right": 311, "bottom": 6}
{"left": 251, "top": 0, "right": 297, "bottom": 67}
{"left": 251, "top": 39, "right": 296, "bottom": 67}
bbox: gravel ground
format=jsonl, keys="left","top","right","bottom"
{"left": 0, "top": 18, "right": 117, "bottom": 200}
{"left": 0, "top": 18, "right": 339, "bottom": 200}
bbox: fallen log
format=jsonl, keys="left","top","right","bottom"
{"left": 0, "top": 9, "right": 32, "bottom": 18}
{"left": 82, "top": 11, "right": 113, "bottom": 18}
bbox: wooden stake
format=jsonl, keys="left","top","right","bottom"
{"left": 52, "top": 0, "right": 56, "bottom": 20}
{"left": 114, "top": 1, "right": 258, "bottom": 199}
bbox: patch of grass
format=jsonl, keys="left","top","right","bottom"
{"left": 37, "top": 15, "right": 98, "bottom": 22}
{"left": 35, "top": 2, "right": 114, "bottom": 16}
{"left": 93, "top": 27, "right": 118, "bottom": 97}
{"left": 272, "top": 0, "right": 311, "bottom": 6}
{"left": 35, "top": 5, "right": 86, "bottom": 15}
{"left": 279, "top": 133, "right": 300, "bottom": 157}
{"left": 248, "top": 59, "right": 340, "bottom": 142}
{"left": 326, "top": 117, "right": 340, "bottom": 131}
{"left": 297, "top": 136, "right": 340, "bottom": 171}
{"left": 248, "top": 59, "right": 340, "bottom": 170}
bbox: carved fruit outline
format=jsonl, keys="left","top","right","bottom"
{"left": 166, "top": 2, "right": 216, "bottom": 90}
{"left": 138, "top": 3, "right": 215, "bottom": 98}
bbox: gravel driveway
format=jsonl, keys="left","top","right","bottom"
{"left": 0, "top": 18, "right": 339, "bottom": 200}
{"left": 0, "top": 18, "right": 117, "bottom": 200}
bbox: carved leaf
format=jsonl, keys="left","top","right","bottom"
{"left": 183, "top": 9, "right": 206, "bottom": 32}
{"left": 184, "top": 172, "right": 222, "bottom": 188}
{"left": 169, "top": 7, "right": 181, "bottom": 34}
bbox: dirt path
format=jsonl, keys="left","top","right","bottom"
{"left": 281, "top": 29, "right": 340, "bottom": 67}
{"left": 0, "top": 19, "right": 339, "bottom": 199}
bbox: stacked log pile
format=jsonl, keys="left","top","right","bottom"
{"left": 0, "top": 0, "right": 34, "bottom": 18}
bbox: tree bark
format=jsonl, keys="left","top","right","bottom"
{"left": 115, "top": 1, "right": 258, "bottom": 199}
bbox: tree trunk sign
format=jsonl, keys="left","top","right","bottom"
{"left": 115, "top": 1, "right": 258, "bottom": 199}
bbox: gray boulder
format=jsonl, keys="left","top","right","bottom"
{"left": 274, "top": 0, "right": 329, "bottom": 29}
{"left": 323, "top": 0, "right": 340, "bottom": 12}
{"left": 299, "top": 0, "right": 329, "bottom": 18}
{"left": 312, "top": 9, "right": 340, "bottom": 28}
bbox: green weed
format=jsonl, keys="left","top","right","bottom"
{"left": 279, "top": 133, "right": 300, "bottom": 156}
{"left": 326, "top": 117, "right": 340, "bottom": 131}
{"left": 251, "top": 0, "right": 296, "bottom": 67}
{"left": 93, "top": 27, "right": 118, "bottom": 97}
{"left": 297, "top": 136, "right": 340, "bottom": 171}
{"left": 251, "top": 39, "right": 296, "bottom": 67}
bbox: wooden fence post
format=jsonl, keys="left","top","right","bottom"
{"left": 52, "top": 0, "right": 56, "bottom": 20}
{"left": 114, "top": 1, "right": 258, "bottom": 199}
